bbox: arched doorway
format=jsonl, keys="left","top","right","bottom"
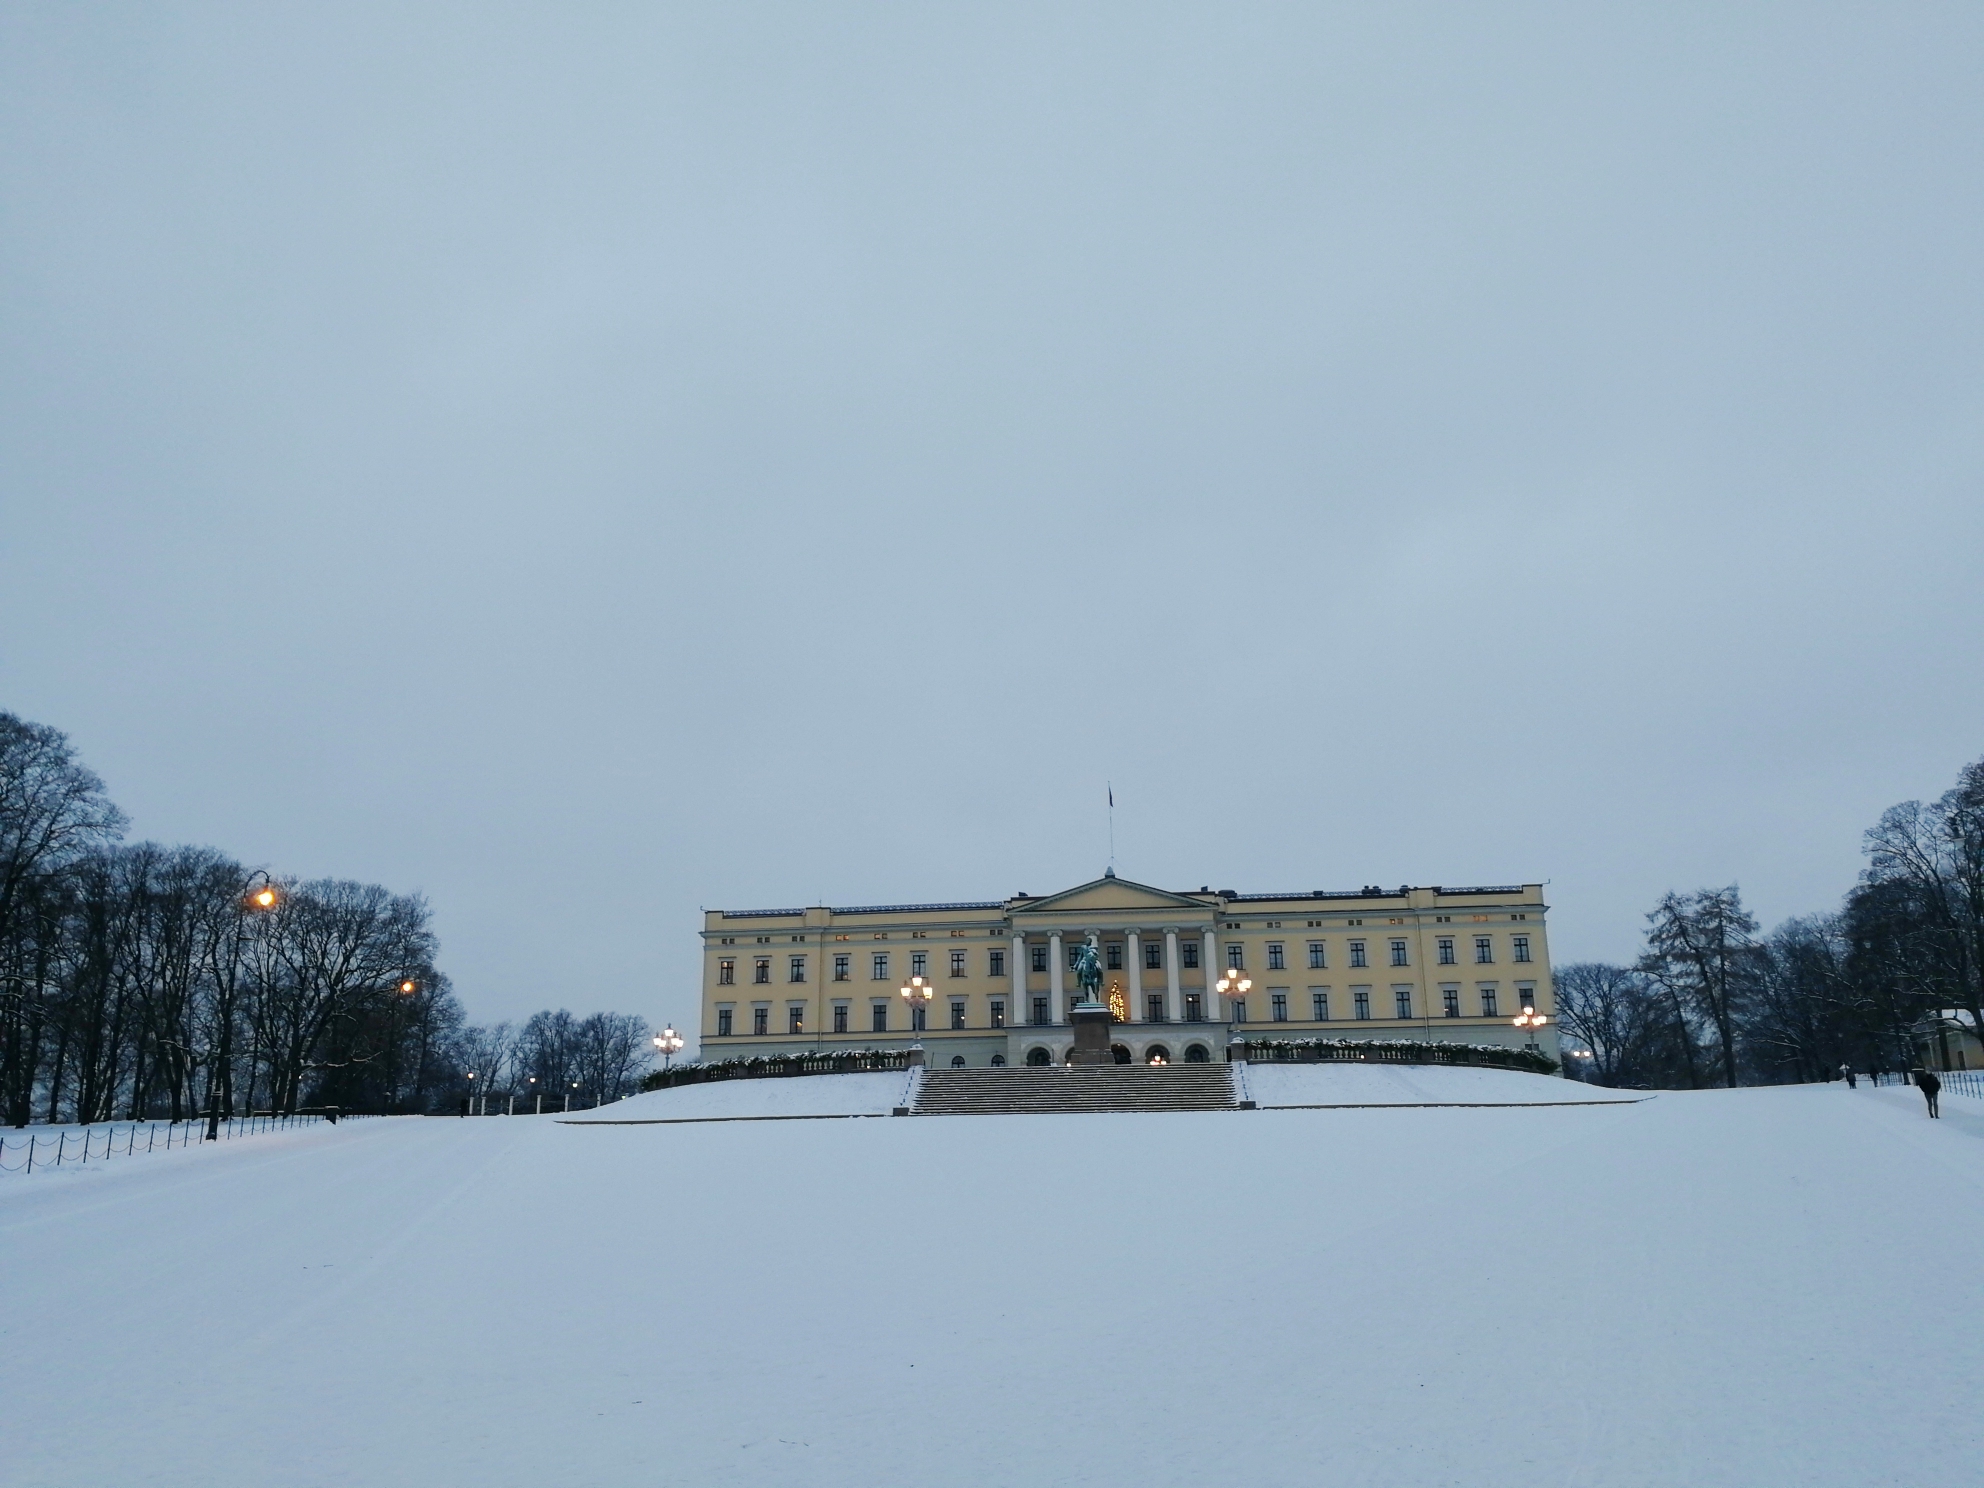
{"left": 1110, "top": 1044, "right": 1131, "bottom": 1064}
{"left": 1026, "top": 1047, "right": 1052, "bottom": 1066}
{"left": 1145, "top": 1045, "right": 1171, "bottom": 1065}
{"left": 990, "top": 1053, "right": 1006, "bottom": 1067}
{"left": 1184, "top": 1043, "right": 1211, "bottom": 1063}
{"left": 950, "top": 1055, "right": 966, "bottom": 1067}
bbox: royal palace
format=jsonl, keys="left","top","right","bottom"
{"left": 699, "top": 873, "right": 1558, "bottom": 1066}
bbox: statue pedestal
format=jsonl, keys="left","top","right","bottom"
{"left": 1067, "top": 1002, "right": 1115, "bottom": 1065}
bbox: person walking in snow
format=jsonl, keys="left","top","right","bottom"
{"left": 1839, "top": 1063, "right": 1856, "bottom": 1089}
{"left": 1912, "top": 1068, "right": 1941, "bottom": 1118}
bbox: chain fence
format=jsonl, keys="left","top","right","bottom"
{"left": 0, "top": 1111, "right": 377, "bottom": 1175}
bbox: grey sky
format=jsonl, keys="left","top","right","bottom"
{"left": 4, "top": 4, "right": 1981, "bottom": 1035}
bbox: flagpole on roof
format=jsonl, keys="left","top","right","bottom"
{"left": 1107, "top": 782, "right": 1115, "bottom": 874}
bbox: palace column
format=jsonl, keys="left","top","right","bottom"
{"left": 1202, "top": 929, "right": 1218, "bottom": 1020}
{"left": 1165, "top": 929, "right": 1182, "bottom": 1022}
{"left": 1126, "top": 930, "right": 1144, "bottom": 1021}
{"left": 1011, "top": 933, "right": 1027, "bottom": 1025}
{"left": 1049, "top": 932, "right": 1065, "bottom": 1024}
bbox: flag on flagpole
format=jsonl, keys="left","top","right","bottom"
{"left": 1108, "top": 785, "right": 1114, "bottom": 808}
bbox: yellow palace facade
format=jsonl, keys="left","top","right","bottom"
{"left": 698, "top": 872, "right": 1557, "bottom": 1067}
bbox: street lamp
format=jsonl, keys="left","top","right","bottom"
{"left": 1216, "top": 968, "right": 1252, "bottom": 1052}
{"left": 1513, "top": 1004, "right": 1549, "bottom": 1052}
{"left": 466, "top": 1070, "right": 478, "bottom": 1116}
{"left": 653, "top": 1025, "right": 685, "bottom": 1070}
{"left": 899, "top": 975, "right": 934, "bottom": 1043}
{"left": 529, "top": 1075, "right": 540, "bottom": 1115}
{"left": 209, "top": 871, "right": 280, "bottom": 1141}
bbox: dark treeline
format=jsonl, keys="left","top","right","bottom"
{"left": 0, "top": 712, "right": 653, "bottom": 1124}
{"left": 1558, "top": 754, "right": 1984, "bottom": 1088}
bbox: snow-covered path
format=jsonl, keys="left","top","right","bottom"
{"left": 3, "top": 1082, "right": 1979, "bottom": 1487}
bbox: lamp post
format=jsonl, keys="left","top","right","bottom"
{"left": 466, "top": 1070, "right": 478, "bottom": 1116}
{"left": 1216, "top": 968, "right": 1252, "bottom": 1056}
{"left": 529, "top": 1075, "right": 540, "bottom": 1115}
{"left": 653, "top": 1025, "right": 685, "bottom": 1070}
{"left": 1513, "top": 1004, "right": 1549, "bottom": 1054}
{"left": 209, "top": 871, "right": 280, "bottom": 1141}
{"left": 567, "top": 1080, "right": 579, "bottom": 1112}
{"left": 899, "top": 975, "right": 934, "bottom": 1047}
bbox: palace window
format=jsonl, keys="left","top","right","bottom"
{"left": 753, "top": 959, "right": 771, "bottom": 985}
{"left": 989, "top": 949, "right": 1006, "bottom": 977}
{"left": 1106, "top": 943, "right": 1123, "bottom": 971}
{"left": 1227, "top": 944, "right": 1245, "bottom": 970}
{"left": 1475, "top": 936, "right": 1494, "bottom": 964}
{"left": 911, "top": 951, "right": 928, "bottom": 977}
{"left": 1270, "top": 991, "right": 1288, "bottom": 1021}
{"left": 1031, "top": 945, "right": 1048, "bottom": 973}
{"left": 1311, "top": 990, "right": 1329, "bottom": 1021}
{"left": 833, "top": 1004, "right": 848, "bottom": 1034}
{"left": 872, "top": 1002, "right": 889, "bottom": 1032}
{"left": 990, "top": 999, "right": 1005, "bottom": 1029}
{"left": 1146, "top": 993, "right": 1166, "bottom": 1022}
{"left": 1349, "top": 940, "right": 1368, "bottom": 968}
{"left": 1308, "top": 942, "right": 1326, "bottom": 969}
{"left": 789, "top": 1007, "right": 804, "bottom": 1034}
{"left": 718, "top": 959, "right": 735, "bottom": 986}
{"left": 1031, "top": 996, "right": 1049, "bottom": 1025}
{"left": 950, "top": 1000, "right": 966, "bottom": 1030}
{"left": 1480, "top": 987, "right": 1499, "bottom": 1017}
{"left": 1513, "top": 935, "right": 1532, "bottom": 964}
{"left": 1185, "top": 993, "right": 1204, "bottom": 1022}
{"left": 832, "top": 954, "right": 850, "bottom": 981}
{"left": 1442, "top": 988, "right": 1460, "bottom": 1018}
{"left": 753, "top": 1007, "right": 769, "bottom": 1036}
{"left": 1232, "top": 999, "right": 1248, "bottom": 1025}
{"left": 789, "top": 956, "right": 806, "bottom": 983}
{"left": 872, "top": 952, "right": 890, "bottom": 980}
{"left": 1144, "top": 940, "right": 1162, "bottom": 970}
{"left": 1353, "top": 989, "right": 1371, "bottom": 1019}
{"left": 1395, "top": 989, "right": 1413, "bottom": 1019}
{"left": 1437, "top": 937, "right": 1456, "bottom": 965}
{"left": 1068, "top": 944, "right": 1082, "bottom": 970}
{"left": 716, "top": 1008, "right": 733, "bottom": 1037}
{"left": 911, "top": 1005, "right": 927, "bottom": 1032}
{"left": 1389, "top": 940, "right": 1408, "bottom": 968}
{"left": 1267, "top": 943, "right": 1285, "bottom": 971}
{"left": 1182, "top": 942, "right": 1200, "bottom": 969}
{"left": 950, "top": 950, "right": 966, "bottom": 978}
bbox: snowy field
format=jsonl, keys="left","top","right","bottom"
{"left": 3, "top": 1081, "right": 1980, "bottom": 1488}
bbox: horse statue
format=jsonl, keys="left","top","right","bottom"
{"left": 1072, "top": 933, "right": 1104, "bottom": 1005}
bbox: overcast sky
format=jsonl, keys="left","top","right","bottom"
{"left": 3, "top": 3, "right": 1980, "bottom": 1035}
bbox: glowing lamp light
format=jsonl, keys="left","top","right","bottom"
{"left": 253, "top": 889, "right": 276, "bottom": 908}
{"left": 400, "top": 980, "right": 417, "bottom": 994}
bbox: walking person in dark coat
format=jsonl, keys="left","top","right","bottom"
{"left": 1913, "top": 1068, "right": 1941, "bottom": 1118}
{"left": 1839, "top": 1063, "right": 1857, "bottom": 1089}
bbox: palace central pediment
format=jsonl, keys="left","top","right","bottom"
{"left": 1011, "top": 875, "right": 1213, "bottom": 919}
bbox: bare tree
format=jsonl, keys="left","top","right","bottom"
{"left": 1640, "top": 887, "right": 1759, "bottom": 1087}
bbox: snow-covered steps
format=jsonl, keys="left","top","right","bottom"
{"left": 911, "top": 1064, "right": 1243, "bottom": 1116}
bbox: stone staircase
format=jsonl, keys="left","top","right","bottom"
{"left": 909, "top": 1064, "right": 1247, "bottom": 1116}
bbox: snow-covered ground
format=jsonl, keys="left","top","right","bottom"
{"left": 1241, "top": 1061, "right": 1642, "bottom": 1106}
{"left": 3, "top": 1082, "right": 1979, "bottom": 1487}
{"left": 564, "top": 1069, "right": 914, "bottom": 1121}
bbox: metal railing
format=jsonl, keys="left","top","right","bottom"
{"left": 0, "top": 1111, "right": 371, "bottom": 1175}
{"left": 1868, "top": 1068, "right": 1982, "bottom": 1100}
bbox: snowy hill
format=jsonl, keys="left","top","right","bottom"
{"left": 3, "top": 1081, "right": 1979, "bottom": 1487}
{"left": 566, "top": 1062, "right": 1632, "bottom": 1123}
